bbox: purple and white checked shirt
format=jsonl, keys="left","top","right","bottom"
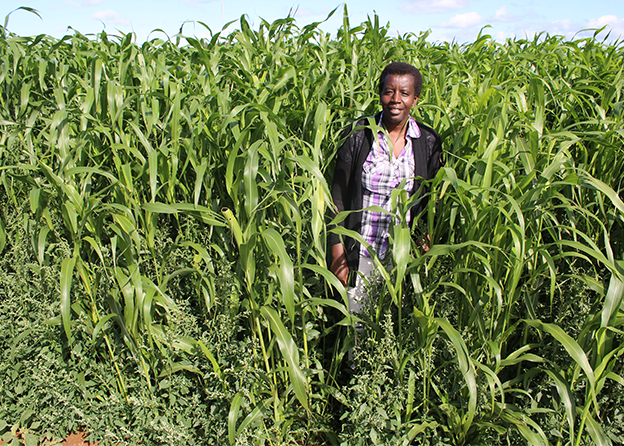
{"left": 360, "top": 114, "right": 420, "bottom": 260}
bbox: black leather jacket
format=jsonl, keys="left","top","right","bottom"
{"left": 328, "top": 113, "right": 443, "bottom": 271}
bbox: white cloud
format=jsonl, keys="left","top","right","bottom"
{"left": 439, "top": 12, "right": 482, "bottom": 28}
{"left": 587, "top": 15, "right": 622, "bottom": 28}
{"left": 492, "top": 29, "right": 515, "bottom": 41}
{"left": 582, "top": 15, "right": 624, "bottom": 41}
{"left": 551, "top": 18, "right": 575, "bottom": 32}
{"left": 91, "top": 9, "right": 130, "bottom": 26}
{"left": 401, "top": 0, "right": 469, "bottom": 15}
{"left": 505, "top": 14, "right": 624, "bottom": 43}
{"left": 491, "top": 7, "right": 516, "bottom": 23}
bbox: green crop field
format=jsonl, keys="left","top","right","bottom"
{"left": 1, "top": 6, "right": 623, "bottom": 445}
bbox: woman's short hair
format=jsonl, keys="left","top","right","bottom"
{"left": 378, "top": 62, "right": 423, "bottom": 97}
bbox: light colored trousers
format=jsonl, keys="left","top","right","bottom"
{"left": 347, "top": 256, "right": 377, "bottom": 315}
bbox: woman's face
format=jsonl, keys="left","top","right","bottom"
{"left": 380, "top": 74, "right": 418, "bottom": 128}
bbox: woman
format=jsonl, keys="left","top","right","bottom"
{"left": 329, "top": 62, "right": 442, "bottom": 314}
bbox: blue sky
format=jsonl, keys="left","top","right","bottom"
{"left": 3, "top": 0, "right": 623, "bottom": 44}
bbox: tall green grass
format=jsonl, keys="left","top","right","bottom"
{"left": 1, "top": 6, "right": 623, "bottom": 445}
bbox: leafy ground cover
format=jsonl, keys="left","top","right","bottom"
{"left": 1, "top": 6, "right": 624, "bottom": 445}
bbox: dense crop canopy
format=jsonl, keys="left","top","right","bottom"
{"left": 1, "top": 7, "right": 623, "bottom": 445}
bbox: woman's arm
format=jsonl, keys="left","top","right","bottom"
{"left": 328, "top": 126, "right": 356, "bottom": 284}
{"left": 330, "top": 243, "right": 349, "bottom": 286}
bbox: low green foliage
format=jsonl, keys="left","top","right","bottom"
{"left": 1, "top": 5, "right": 623, "bottom": 445}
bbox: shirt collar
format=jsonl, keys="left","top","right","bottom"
{"left": 377, "top": 113, "right": 421, "bottom": 139}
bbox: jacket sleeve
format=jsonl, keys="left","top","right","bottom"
{"left": 328, "top": 126, "right": 355, "bottom": 247}
{"left": 427, "top": 129, "right": 443, "bottom": 180}
{"left": 423, "top": 128, "right": 443, "bottom": 236}
{"left": 409, "top": 123, "right": 443, "bottom": 236}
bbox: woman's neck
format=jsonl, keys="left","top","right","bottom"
{"left": 383, "top": 117, "right": 408, "bottom": 135}
{"left": 384, "top": 117, "right": 409, "bottom": 141}
{"left": 383, "top": 118, "right": 409, "bottom": 157}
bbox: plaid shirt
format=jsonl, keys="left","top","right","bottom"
{"left": 360, "top": 114, "right": 420, "bottom": 259}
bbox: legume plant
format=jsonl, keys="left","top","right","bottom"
{"left": 1, "top": 6, "right": 623, "bottom": 445}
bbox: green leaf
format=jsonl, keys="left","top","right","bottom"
{"left": 435, "top": 318, "right": 477, "bottom": 437}
{"left": 60, "top": 256, "right": 77, "bottom": 345}
{"left": 305, "top": 297, "right": 349, "bottom": 317}
{"left": 583, "top": 410, "right": 612, "bottom": 446}
{"left": 285, "top": 153, "right": 331, "bottom": 198}
{"left": 262, "top": 229, "right": 295, "bottom": 324}
{"left": 197, "top": 339, "right": 223, "bottom": 380}
{"left": 222, "top": 208, "right": 243, "bottom": 246}
{"left": 9, "top": 329, "right": 33, "bottom": 362}
{"left": 142, "top": 202, "right": 226, "bottom": 227}
{"left": 148, "top": 149, "right": 158, "bottom": 202}
{"left": 402, "top": 421, "right": 438, "bottom": 445}
{"left": 142, "top": 202, "right": 178, "bottom": 214}
{"left": 243, "top": 140, "right": 260, "bottom": 218}
{"left": 392, "top": 225, "right": 411, "bottom": 296}
{"left": 260, "top": 306, "right": 308, "bottom": 410}
{"left": 601, "top": 275, "right": 624, "bottom": 328}
{"left": 0, "top": 215, "right": 6, "bottom": 254}
{"left": 92, "top": 313, "right": 117, "bottom": 341}
{"left": 37, "top": 226, "right": 50, "bottom": 265}
{"left": 544, "top": 369, "right": 575, "bottom": 443}
{"left": 582, "top": 174, "right": 624, "bottom": 216}
{"left": 236, "top": 398, "right": 271, "bottom": 438}
{"left": 228, "top": 393, "right": 243, "bottom": 446}
{"left": 501, "top": 410, "right": 548, "bottom": 445}
{"left": 302, "top": 264, "right": 348, "bottom": 308}
{"left": 193, "top": 158, "right": 209, "bottom": 207}
{"left": 24, "top": 432, "right": 39, "bottom": 446}
{"left": 3, "top": 7, "right": 41, "bottom": 34}
{"left": 525, "top": 319, "right": 598, "bottom": 413}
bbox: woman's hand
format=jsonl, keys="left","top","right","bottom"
{"left": 330, "top": 243, "right": 349, "bottom": 286}
{"left": 417, "top": 233, "right": 431, "bottom": 254}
